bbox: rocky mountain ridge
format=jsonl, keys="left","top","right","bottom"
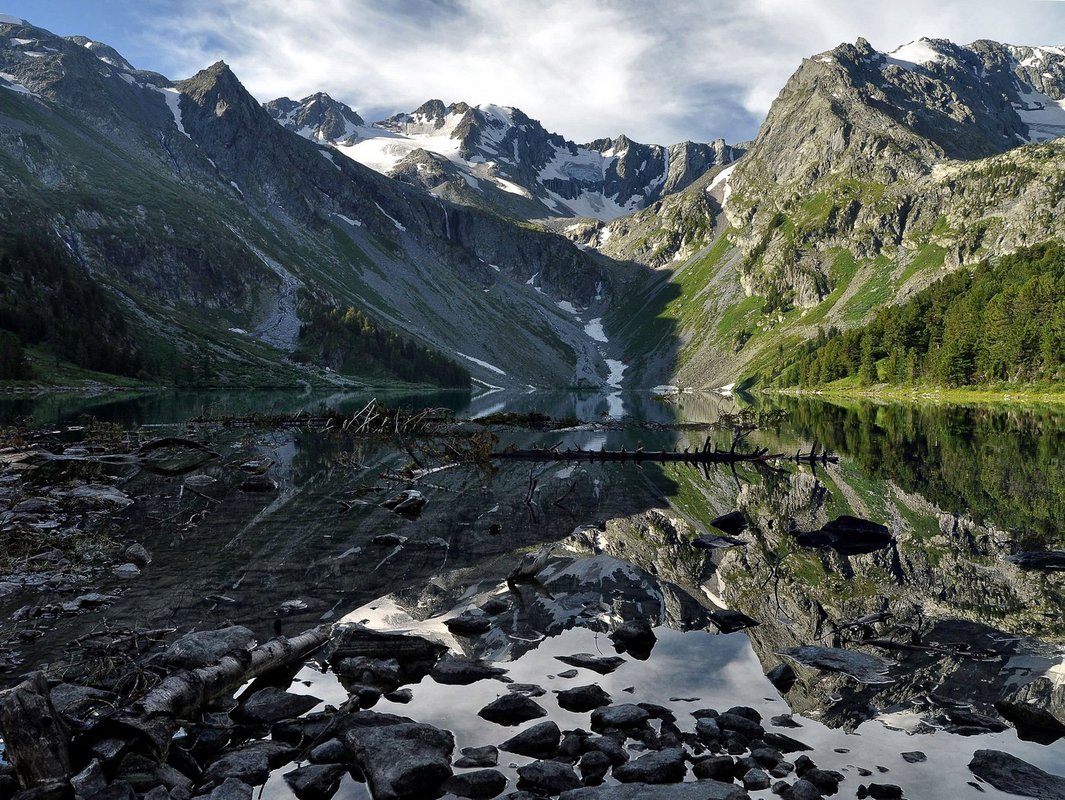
{"left": 597, "top": 36, "right": 1065, "bottom": 389}
{"left": 0, "top": 17, "right": 634, "bottom": 389}
{"left": 266, "top": 93, "right": 742, "bottom": 222}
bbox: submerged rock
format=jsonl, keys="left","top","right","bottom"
{"left": 454, "top": 745, "right": 498, "bottom": 769}
{"left": 969, "top": 750, "right": 1065, "bottom": 798}
{"left": 609, "top": 620, "right": 657, "bottom": 660}
{"left": 709, "top": 609, "right": 759, "bottom": 634}
{"left": 555, "top": 653, "right": 626, "bottom": 675}
{"left": 779, "top": 646, "right": 895, "bottom": 685}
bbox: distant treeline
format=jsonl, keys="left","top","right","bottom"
{"left": 296, "top": 304, "right": 470, "bottom": 388}
{"left": 0, "top": 234, "right": 145, "bottom": 380}
{"left": 762, "top": 242, "right": 1065, "bottom": 388}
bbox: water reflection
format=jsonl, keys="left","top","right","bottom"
{"left": 3, "top": 389, "right": 1064, "bottom": 796}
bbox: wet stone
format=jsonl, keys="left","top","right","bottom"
{"left": 709, "top": 609, "right": 759, "bottom": 634}
{"left": 743, "top": 768, "right": 771, "bottom": 790}
{"left": 766, "top": 663, "right": 798, "bottom": 693}
{"left": 308, "top": 738, "right": 347, "bottom": 764}
{"left": 717, "top": 712, "right": 764, "bottom": 740}
{"left": 345, "top": 717, "right": 455, "bottom": 800}
{"left": 235, "top": 687, "right": 320, "bottom": 724}
{"left": 900, "top": 751, "right": 926, "bottom": 764}
{"left": 692, "top": 756, "right": 734, "bottom": 781}
{"left": 478, "top": 694, "right": 548, "bottom": 726}
{"left": 555, "top": 654, "right": 626, "bottom": 675}
{"left": 590, "top": 704, "right": 650, "bottom": 732}
{"left": 202, "top": 779, "right": 253, "bottom": 800}
{"left": 385, "top": 688, "right": 413, "bottom": 704}
{"left": 559, "top": 782, "right": 749, "bottom": 799}
{"left": 507, "top": 684, "right": 546, "bottom": 697}
{"left": 857, "top": 784, "right": 904, "bottom": 800}
{"left": 789, "top": 779, "right": 824, "bottom": 800}
{"left": 579, "top": 751, "right": 612, "bottom": 786}
{"left": 613, "top": 748, "right": 687, "bottom": 784}
{"left": 499, "top": 721, "right": 561, "bottom": 759}
{"left": 283, "top": 764, "right": 346, "bottom": 800}
{"left": 555, "top": 684, "right": 612, "bottom": 713}
{"left": 771, "top": 714, "right": 802, "bottom": 728}
{"left": 803, "top": 768, "right": 844, "bottom": 794}
{"left": 442, "top": 769, "right": 508, "bottom": 799}
{"left": 431, "top": 655, "right": 509, "bottom": 685}
{"left": 556, "top": 669, "right": 579, "bottom": 679}
{"left": 516, "top": 760, "right": 581, "bottom": 794}
{"left": 608, "top": 620, "right": 656, "bottom": 660}
{"left": 969, "top": 749, "right": 1065, "bottom": 799}
{"left": 454, "top": 745, "right": 499, "bottom": 769}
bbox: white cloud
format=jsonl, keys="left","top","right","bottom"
{"left": 137, "top": 0, "right": 1065, "bottom": 145}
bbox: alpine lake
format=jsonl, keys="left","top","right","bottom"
{"left": 0, "top": 387, "right": 1063, "bottom": 800}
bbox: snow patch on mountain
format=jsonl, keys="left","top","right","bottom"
{"left": 885, "top": 39, "right": 944, "bottom": 71}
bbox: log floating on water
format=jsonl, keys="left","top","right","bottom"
{"left": 491, "top": 443, "right": 837, "bottom": 466}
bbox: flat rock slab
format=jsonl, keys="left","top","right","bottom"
{"left": 555, "top": 654, "right": 626, "bottom": 675}
{"left": 283, "top": 764, "right": 346, "bottom": 800}
{"left": 969, "top": 749, "right": 1065, "bottom": 799}
{"left": 560, "top": 781, "right": 749, "bottom": 799}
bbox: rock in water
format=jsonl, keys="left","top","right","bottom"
{"left": 516, "top": 760, "right": 581, "bottom": 794}
{"left": 500, "top": 721, "right": 561, "bottom": 759}
{"left": 969, "top": 750, "right": 1065, "bottom": 799}
{"left": 780, "top": 646, "right": 895, "bottom": 684}
{"left": 559, "top": 782, "right": 749, "bottom": 799}
{"left": 478, "top": 694, "right": 548, "bottom": 725}
{"left": 555, "top": 653, "right": 626, "bottom": 674}
{"left": 345, "top": 718, "right": 454, "bottom": 800}
{"left": 613, "top": 748, "right": 686, "bottom": 784}
{"left": 555, "top": 684, "right": 613, "bottom": 712}
{"left": 283, "top": 764, "right": 346, "bottom": 800}
{"left": 609, "top": 620, "right": 657, "bottom": 660}
{"left": 235, "top": 687, "right": 321, "bottom": 724}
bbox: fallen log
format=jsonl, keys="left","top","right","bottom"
{"left": 491, "top": 445, "right": 836, "bottom": 466}
{"left": 93, "top": 625, "right": 332, "bottom": 758}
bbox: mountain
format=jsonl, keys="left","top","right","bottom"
{"left": 265, "top": 94, "right": 742, "bottom": 222}
{"left": 599, "top": 37, "right": 1065, "bottom": 390}
{"left": 0, "top": 17, "right": 636, "bottom": 390}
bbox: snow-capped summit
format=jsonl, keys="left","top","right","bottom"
{"left": 265, "top": 94, "right": 742, "bottom": 221}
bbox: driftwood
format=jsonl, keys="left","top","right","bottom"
{"left": 0, "top": 672, "right": 72, "bottom": 790}
{"left": 135, "top": 625, "right": 330, "bottom": 720}
{"left": 91, "top": 626, "right": 332, "bottom": 758}
{"left": 492, "top": 441, "right": 837, "bottom": 466}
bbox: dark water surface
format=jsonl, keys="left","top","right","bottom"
{"left": 2, "top": 388, "right": 1063, "bottom": 799}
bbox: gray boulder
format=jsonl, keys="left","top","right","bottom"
{"left": 499, "top": 720, "right": 561, "bottom": 758}
{"left": 162, "top": 626, "right": 256, "bottom": 669}
{"left": 969, "top": 749, "right": 1065, "bottom": 798}
{"left": 346, "top": 719, "right": 454, "bottom": 800}
{"left": 613, "top": 748, "right": 686, "bottom": 784}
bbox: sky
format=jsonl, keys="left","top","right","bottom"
{"left": 5, "top": 0, "right": 1065, "bottom": 144}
